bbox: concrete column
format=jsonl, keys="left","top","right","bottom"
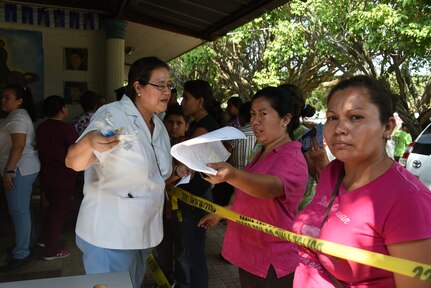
{"left": 104, "top": 19, "right": 127, "bottom": 102}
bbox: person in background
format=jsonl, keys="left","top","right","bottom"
{"left": 0, "top": 84, "right": 40, "bottom": 271}
{"left": 180, "top": 79, "right": 220, "bottom": 288}
{"left": 208, "top": 99, "right": 227, "bottom": 128}
{"left": 199, "top": 86, "right": 308, "bottom": 288}
{"left": 154, "top": 104, "right": 190, "bottom": 288}
{"left": 230, "top": 101, "right": 256, "bottom": 171}
{"left": 169, "top": 88, "right": 179, "bottom": 107}
{"left": 65, "top": 57, "right": 179, "bottom": 288}
{"left": 293, "top": 75, "right": 431, "bottom": 288}
{"left": 278, "top": 84, "right": 316, "bottom": 139}
{"left": 213, "top": 101, "right": 256, "bottom": 207}
{"left": 226, "top": 96, "right": 243, "bottom": 129}
{"left": 36, "top": 95, "right": 78, "bottom": 260}
{"left": 278, "top": 84, "right": 317, "bottom": 211}
{"left": 96, "top": 94, "right": 108, "bottom": 110}
{"left": 71, "top": 90, "right": 98, "bottom": 135}
{"left": 115, "top": 86, "right": 127, "bottom": 101}
{"left": 393, "top": 123, "right": 412, "bottom": 162}
{"left": 212, "top": 96, "right": 244, "bottom": 209}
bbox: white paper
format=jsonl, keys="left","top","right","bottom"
{"left": 175, "top": 174, "right": 191, "bottom": 186}
{"left": 171, "top": 127, "right": 246, "bottom": 175}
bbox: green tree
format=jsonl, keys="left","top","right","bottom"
{"left": 295, "top": 0, "right": 431, "bottom": 135}
{"left": 170, "top": 0, "right": 431, "bottom": 135}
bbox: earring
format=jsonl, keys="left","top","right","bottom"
{"left": 138, "top": 93, "right": 141, "bottom": 97}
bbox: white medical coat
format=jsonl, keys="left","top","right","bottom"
{"left": 75, "top": 96, "right": 172, "bottom": 249}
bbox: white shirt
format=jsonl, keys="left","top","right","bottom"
{"left": 0, "top": 109, "right": 40, "bottom": 176}
{"left": 75, "top": 96, "right": 172, "bottom": 249}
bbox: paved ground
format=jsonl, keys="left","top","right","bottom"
{"left": 0, "top": 190, "right": 240, "bottom": 287}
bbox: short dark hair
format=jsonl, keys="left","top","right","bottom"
{"left": 43, "top": 95, "right": 65, "bottom": 117}
{"left": 80, "top": 90, "right": 98, "bottom": 112}
{"left": 127, "top": 57, "right": 170, "bottom": 102}
{"left": 327, "top": 75, "right": 396, "bottom": 124}
{"left": 164, "top": 104, "right": 190, "bottom": 123}
{"left": 239, "top": 101, "right": 251, "bottom": 124}
{"left": 227, "top": 96, "right": 243, "bottom": 108}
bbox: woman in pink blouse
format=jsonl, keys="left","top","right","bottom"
{"left": 199, "top": 86, "right": 308, "bottom": 288}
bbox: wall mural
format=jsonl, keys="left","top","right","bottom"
{"left": 0, "top": 28, "right": 44, "bottom": 104}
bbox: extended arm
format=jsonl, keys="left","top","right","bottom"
{"left": 205, "top": 162, "right": 284, "bottom": 198}
{"left": 65, "top": 130, "right": 119, "bottom": 171}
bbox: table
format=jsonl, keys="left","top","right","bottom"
{"left": 0, "top": 271, "right": 133, "bottom": 288}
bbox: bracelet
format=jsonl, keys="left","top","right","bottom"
{"left": 5, "top": 170, "right": 15, "bottom": 174}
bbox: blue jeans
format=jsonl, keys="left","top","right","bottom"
{"left": 76, "top": 235, "right": 152, "bottom": 288}
{"left": 4, "top": 169, "right": 38, "bottom": 259}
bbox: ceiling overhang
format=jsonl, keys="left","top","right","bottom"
{"left": 15, "top": 0, "right": 287, "bottom": 62}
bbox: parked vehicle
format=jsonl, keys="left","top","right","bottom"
{"left": 399, "top": 122, "right": 431, "bottom": 189}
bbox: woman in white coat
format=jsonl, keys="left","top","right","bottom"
{"left": 65, "top": 57, "right": 178, "bottom": 288}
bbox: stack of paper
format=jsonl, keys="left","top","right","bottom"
{"left": 171, "top": 126, "right": 246, "bottom": 175}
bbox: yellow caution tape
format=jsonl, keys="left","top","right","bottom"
{"left": 168, "top": 185, "right": 431, "bottom": 282}
{"left": 171, "top": 195, "right": 179, "bottom": 211}
{"left": 147, "top": 254, "right": 172, "bottom": 288}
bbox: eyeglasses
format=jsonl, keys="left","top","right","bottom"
{"left": 139, "top": 80, "right": 175, "bottom": 91}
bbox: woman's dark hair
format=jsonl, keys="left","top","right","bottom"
{"left": 278, "top": 83, "right": 316, "bottom": 118}
{"left": 208, "top": 99, "right": 227, "bottom": 127}
{"left": 252, "top": 86, "right": 303, "bottom": 139}
{"left": 80, "top": 90, "right": 98, "bottom": 112}
{"left": 238, "top": 101, "right": 252, "bottom": 125}
{"left": 3, "top": 84, "right": 37, "bottom": 121}
{"left": 127, "top": 57, "right": 170, "bottom": 102}
{"left": 327, "top": 75, "right": 396, "bottom": 124}
{"left": 183, "top": 80, "right": 214, "bottom": 112}
{"left": 42, "top": 95, "right": 65, "bottom": 117}
{"left": 227, "top": 96, "right": 243, "bottom": 108}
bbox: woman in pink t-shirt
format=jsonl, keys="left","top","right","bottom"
{"left": 293, "top": 75, "right": 431, "bottom": 288}
{"left": 199, "top": 86, "right": 308, "bottom": 288}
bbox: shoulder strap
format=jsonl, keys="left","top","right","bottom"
{"left": 321, "top": 168, "right": 345, "bottom": 228}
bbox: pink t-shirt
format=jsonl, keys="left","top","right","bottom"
{"left": 293, "top": 160, "right": 431, "bottom": 287}
{"left": 222, "top": 141, "right": 308, "bottom": 278}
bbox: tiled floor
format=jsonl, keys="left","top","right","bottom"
{"left": 0, "top": 192, "right": 240, "bottom": 287}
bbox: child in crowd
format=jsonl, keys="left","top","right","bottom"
{"left": 155, "top": 104, "right": 190, "bottom": 288}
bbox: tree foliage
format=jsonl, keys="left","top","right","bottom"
{"left": 169, "top": 0, "right": 431, "bottom": 135}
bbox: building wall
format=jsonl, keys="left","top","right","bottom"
{"left": 0, "top": 17, "right": 106, "bottom": 121}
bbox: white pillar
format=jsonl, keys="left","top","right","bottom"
{"left": 104, "top": 19, "right": 127, "bottom": 102}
